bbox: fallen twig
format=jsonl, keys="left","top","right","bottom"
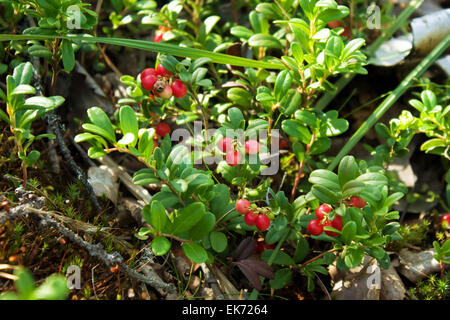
{"left": 1, "top": 187, "right": 177, "bottom": 297}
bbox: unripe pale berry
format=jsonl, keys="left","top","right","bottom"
{"left": 307, "top": 219, "right": 323, "bottom": 236}
{"left": 156, "top": 64, "right": 172, "bottom": 77}
{"left": 171, "top": 79, "right": 187, "bottom": 98}
{"left": 157, "top": 85, "right": 173, "bottom": 99}
{"left": 255, "top": 214, "right": 270, "bottom": 231}
{"left": 141, "top": 75, "right": 158, "bottom": 91}
{"left": 236, "top": 199, "right": 251, "bottom": 214}
{"left": 225, "top": 150, "right": 241, "bottom": 166}
{"left": 244, "top": 140, "right": 260, "bottom": 154}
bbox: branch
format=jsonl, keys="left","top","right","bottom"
{"left": 0, "top": 187, "right": 177, "bottom": 297}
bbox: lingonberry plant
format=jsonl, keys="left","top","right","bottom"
{"left": 0, "top": 62, "right": 64, "bottom": 186}
{"left": 1, "top": 0, "right": 449, "bottom": 301}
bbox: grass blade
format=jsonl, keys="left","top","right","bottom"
{"left": 0, "top": 34, "right": 284, "bottom": 70}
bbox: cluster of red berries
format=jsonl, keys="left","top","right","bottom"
{"left": 218, "top": 138, "right": 260, "bottom": 167}
{"left": 307, "top": 196, "right": 367, "bottom": 237}
{"left": 441, "top": 214, "right": 450, "bottom": 229}
{"left": 307, "top": 204, "right": 343, "bottom": 237}
{"left": 140, "top": 64, "right": 187, "bottom": 100}
{"left": 154, "top": 22, "right": 170, "bottom": 43}
{"left": 235, "top": 199, "right": 271, "bottom": 231}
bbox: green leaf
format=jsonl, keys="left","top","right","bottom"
{"left": 382, "top": 222, "right": 400, "bottom": 235}
{"left": 11, "top": 84, "right": 36, "bottom": 96}
{"left": 282, "top": 89, "right": 302, "bottom": 116}
{"left": 12, "top": 62, "right": 33, "bottom": 85}
{"left": 230, "top": 26, "right": 254, "bottom": 39}
{"left": 421, "top": 138, "right": 446, "bottom": 153}
{"left": 281, "top": 119, "right": 311, "bottom": 144}
{"left": 342, "top": 180, "right": 365, "bottom": 198}
{"left": 210, "top": 231, "right": 227, "bottom": 253}
{"left": 170, "top": 202, "right": 205, "bottom": 235}
{"left": 342, "top": 38, "right": 365, "bottom": 60}
{"left": 182, "top": 242, "right": 208, "bottom": 263}
{"left": 341, "top": 221, "right": 356, "bottom": 244}
{"left": 150, "top": 200, "right": 169, "bottom": 232}
{"left": 311, "top": 184, "right": 341, "bottom": 205}
{"left": 274, "top": 70, "right": 293, "bottom": 102}
{"left": 248, "top": 33, "right": 283, "bottom": 49}
{"left": 309, "top": 169, "right": 340, "bottom": 192}
{"left": 291, "top": 42, "right": 304, "bottom": 64}
{"left": 14, "top": 268, "right": 35, "bottom": 299}
{"left": 227, "top": 88, "right": 252, "bottom": 108}
{"left": 61, "top": 39, "right": 75, "bottom": 72}
{"left": 24, "top": 96, "right": 55, "bottom": 108}
{"left": 293, "top": 236, "right": 309, "bottom": 263}
{"left": 86, "top": 107, "right": 116, "bottom": 143}
{"left": 338, "top": 155, "right": 360, "bottom": 186}
{"left": 133, "top": 169, "right": 159, "bottom": 185}
{"left": 228, "top": 107, "right": 245, "bottom": 129}
{"left": 33, "top": 274, "right": 69, "bottom": 300}
{"left": 152, "top": 236, "right": 171, "bottom": 256}
{"left": 188, "top": 212, "right": 216, "bottom": 240}
{"left": 344, "top": 246, "right": 364, "bottom": 268}
{"left": 269, "top": 268, "right": 292, "bottom": 290}
{"left": 119, "top": 106, "right": 138, "bottom": 147}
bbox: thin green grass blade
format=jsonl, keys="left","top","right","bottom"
{"left": 327, "top": 33, "right": 450, "bottom": 171}
{"left": 315, "top": 0, "right": 424, "bottom": 111}
{"left": 0, "top": 34, "right": 284, "bottom": 70}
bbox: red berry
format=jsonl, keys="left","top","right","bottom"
{"left": 315, "top": 204, "right": 332, "bottom": 220}
{"left": 225, "top": 150, "right": 241, "bottom": 166}
{"left": 307, "top": 219, "right": 324, "bottom": 236}
{"left": 324, "top": 220, "right": 339, "bottom": 237}
{"left": 156, "top": 64, "right": 172, "bottom": 77}
{"left": 154, "top": 30, "right": 164, "bottom": 43}
{"left": 141, "top": 75, "right": 158, "bottom": 91}
{"left": 140, "top": 68, "right": 157, "bottom": 81}
{"left": 279, "top": 138, "right": 288, "bottom": 149}
{"left": 171, "top": 79, "right": 187, "bottom": 98}
{"left": 244, "top": 211, "right": 258, "bottom": 226}
{"left": 236, "top": 199, "right": 251, "bottom": 214}
{"left": 441, "top": 214, "right": 450, "bottom": 229}
{"left": 348, "top": 196, "right": 367, "bottom": 208}
{"left": 331, "top": 215, "right": 344, "bottom": 231}
{"left": 218, "top": 137, "right": 233, "bottom": 152}
{"left": 254, "top": 240, "right": 275, "bottom": 254}
{"left": 255, "top": 214, "right": 270, "bottom": 231}
{"left": 157, "top": 85, "right": 173, "bottom": 99}
{"left": 244, "top": 140, "right": 260, "bottom": 154}
{"left": 155, "top": 122, "right": 171, "bottom": 137}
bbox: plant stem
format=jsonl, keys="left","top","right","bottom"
{"left": 328, "top": 33, "right": 450, "bottom": 171}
